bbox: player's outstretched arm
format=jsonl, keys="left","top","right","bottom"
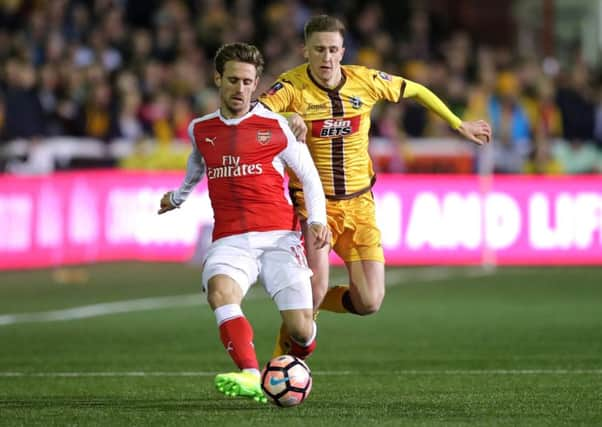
{"left": 157, "top": 147, "right": 206, "bottom": 215}
{"left": 401, "top": 79, "right": 492, "bottom": 146}
{"left": 456, "top": 120, "right": 492, "bottom": 145}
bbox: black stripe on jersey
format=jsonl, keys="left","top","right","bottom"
{"left": 327, "top": 91, "right": 346, "bottom": 196}
{"left": 398, "top": 80, "right": 407, "bottom": 102}
{"left": 306, "top": 65, "right": 348, "bottom": 196}
{"left": 331, "top": 137, "right": 345, "bottom": 195}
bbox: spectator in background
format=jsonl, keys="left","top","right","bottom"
{"left": 555, "top": 63, "right": 598, "bottom": 173}
{"left": 3, "top": 59, "right": 45, "bottom": 140}
{"left": 127, "top": 29, "right": 154, "bottom": 74}
{"left": 115, "top": 91, "right": 144, "bottom": 142}
{"left": 487, "top": 71, "right": 531, "bottom": 173}
{"left": 172, "top": 96, "right": 194, "bottom": 142}
{"left": 140, "top": 90, "right": 173, "bottom": 145}
{"left": 195, "top": 0, "right": 230, "bottom": 55}
{"left": 523, "top": 78, "right": 564, "bottom": 174}
{"left": 556, "top": 63, "right": 595, "bottom": 143}
{"left": 38, "top": 64, "right": 63, "bottom": 136}
{"left": 55, "top": 66, "right": 85, "bottom": 136}
{"left": 82, "top": 80, "right": 117, "bottom": 141}
{"left": 398, "top": 8, "right": 434, "bottom": 61}
{"left": 64, "top": 2, "right": 91, "bottom": 43}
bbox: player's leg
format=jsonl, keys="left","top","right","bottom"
{"left": 263, "top": 231, "right": 316, "bottom": 358}
{"left": 279, "top": 308, "right": 316, "bottom": 359}
{"left": 344, "top": 259, "right": 385, "bottom": 314}
{"left": 319, "top": 259, "right": 385, "bottom": 315}
{"left": 274, "top": 280, "right": 316, "bottom": 359}
{"left": 203, "top": 241, "right": 266, "bottom": 402}
{"left": 207, "top": 275, "right": 258, "bottom": 373}
{"left": 271, "top": 188, "right": 335, "bottom": 357}
{"left": 302, "top": 219, "right": 331, "bottom": 309}
{"left": 319, "top": 192, "right": 386, "bottom": 315}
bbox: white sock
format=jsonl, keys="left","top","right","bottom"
{"left": 242, "top": 368, "right": 260, "bottom": 377}
{"left": 214, "top": 304, "right": 243, "bottom": 326}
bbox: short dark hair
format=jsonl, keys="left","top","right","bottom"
{"left": 304, "top": 15, "right": 345, "bottom": 42}
{"left": 214, "top": 43, "right": 264, "bottom": 77}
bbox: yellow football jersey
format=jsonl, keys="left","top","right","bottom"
{"left": 259, "top": 64, "right": 404, "bottom": 198}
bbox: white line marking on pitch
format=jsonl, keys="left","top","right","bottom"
{"left": 0, "top": 369, "right": 600, "bottom": 378}
{"left": 0, "top": 294, "right": 203, "bottom": 326}
{"left": 0, "top": 267, "right": 493, "bottom": 326}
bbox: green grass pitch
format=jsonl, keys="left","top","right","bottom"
{"left": 1, "top": 263, "right": 601, "bottom": 426}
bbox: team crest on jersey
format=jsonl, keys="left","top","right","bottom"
{"left": 378, "top": 71, "right": 392, "bottom": 81}
{"left": 350, "top": 96, "right": 362, "bottom": 109}
{"left": 256, "top": 130, "right": 271, "bottom": 144}
{"left": 266, "top": 82, "right": 283, "bottom": 95}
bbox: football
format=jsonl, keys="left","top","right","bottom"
{"left": 261, "top": 355, "right": 312, "bottom": 407}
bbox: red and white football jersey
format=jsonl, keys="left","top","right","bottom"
{"left": 172, "top": 102, "right": 325, "bottom": 241}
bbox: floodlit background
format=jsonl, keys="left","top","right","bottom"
{"left": 1, "top": 0, "right": 602, "bottom": 174}
{"left": 0, "top": 1, "right": 601, "bottom": 425}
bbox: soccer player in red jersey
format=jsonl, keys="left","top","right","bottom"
{"left": 259, "top": 15, "right": 492, "bottom": 356}
{"left": 158, "top": 43, "right": 329, "bottom": 403}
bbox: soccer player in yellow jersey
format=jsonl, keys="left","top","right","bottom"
{"left": 259, "top": 15, "right": 492, "bottom": 356}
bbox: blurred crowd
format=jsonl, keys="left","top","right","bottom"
{"left": 1, "top": 0, "right": 601, "bottom": 174}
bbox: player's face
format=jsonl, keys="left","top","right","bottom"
{"left": 215, "top": 60, "right": 259, "bottom": 118}
{"left": 304, "top": 31, "right": 345, "bottom": 88}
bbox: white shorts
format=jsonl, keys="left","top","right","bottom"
{"left": 201, "top": 230, "right": 313, "bottom": 311}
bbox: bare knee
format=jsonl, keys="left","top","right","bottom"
{"left": 285, "top": 314, "right": 314, "bottom": 344}
{"left": 207, "top": 288, "right": 231, "bottom": 309}
{"left": 206, "top": 275, "right": 241, "bottom": 309}
{"left": 351, "top": 287, "right": 385, "bottom": 316}
{"left": 347, "top": 260, "right": 385, "bottom": 315}
{"left": 355, "top": 300, "right": 382, "bottom": 315}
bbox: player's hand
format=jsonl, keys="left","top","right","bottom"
{"left": 308, "top": 222, "right": 331, "bottom": 249}
{"left": 158, "top": 191, "right": 177, "bottom": 215}
{"left": 457, "top": 120, "right": 492, "bottom": 146}
{"left": 287, "top": 114, "right": 307, "bottom": 142}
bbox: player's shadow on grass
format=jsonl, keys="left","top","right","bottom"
{"left": 0, "top": 397, "right": 273, "bottom": 411}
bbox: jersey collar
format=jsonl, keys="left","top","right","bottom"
{"left": 306, "top": 64, "right": 347, "bottom": 93}
{"left": 218, "top": 101, "right": 260, "bottom": 125}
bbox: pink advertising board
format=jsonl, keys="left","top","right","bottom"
{"left": 0, "top": 171, "right": 601, "bottom": 270}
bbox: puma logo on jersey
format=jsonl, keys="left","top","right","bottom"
{"left": 312, "top": 116, "right": 361, "bottom": 138}
{"left": 205, "top": 137, "right": 216, "bottom": 145}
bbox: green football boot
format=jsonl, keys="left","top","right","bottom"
{"left": 214, "top": 372, "right": 267, "bottom": 403}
